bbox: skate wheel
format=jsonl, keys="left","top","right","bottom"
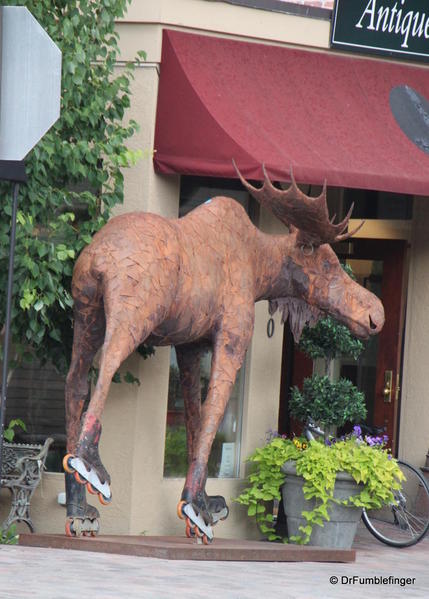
{"left": 87, "top": 482, "right": 97, "bottom": 495}
{"left": 202, "top": 534, "right": 212, "bottom": 545}
{"left": 185, "top": 518, "right": 195, "bottom": 538}
{"left": 98, "top": 492, "right": 111, "bottom": 506}
{"left": 177, "top": 500, "right": 186, "bottom": 520}
{"left": 63, "top": 454, "right": 75, "bottom": 474}
{"left": 74, "top": 470, "right": 87, "bottom": 485}
{"left": 194, "top": 525, "right": 202, "bottom": 538}
{"left": 93, "top": 519, "right": 100, "bottom": 536}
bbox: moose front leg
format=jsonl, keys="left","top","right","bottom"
{"left": 177, "top": 325, "right": 251, "bottom": 542}
{"left": 176, "top": 344, "right": 229, "bottom": 531}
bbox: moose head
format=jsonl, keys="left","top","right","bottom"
{"left": 234, "top": 162, "right": 385, "bottom": 342}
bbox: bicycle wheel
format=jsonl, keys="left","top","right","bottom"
{"left": 362, "top": 460, "right": 429, "bottom": 547}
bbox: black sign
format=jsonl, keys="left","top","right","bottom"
{"left": 331, "top": 0, "right": 429, "bottom": 63}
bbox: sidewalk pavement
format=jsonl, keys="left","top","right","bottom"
{"left": 0, "top": 524, "right": 428, "bottom": 599}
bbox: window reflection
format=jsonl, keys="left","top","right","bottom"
{"left": 164, "top": 348, "right": 245, "bottom": 478}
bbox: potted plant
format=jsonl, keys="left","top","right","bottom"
{"left": 237, "top": 273, "right": 402, "bottom": 548}
{"left": 236, "top": 427, "right": 403, "bottom": 548}
{"left": 291, "top": 268, "right": 367, "bottom": 439}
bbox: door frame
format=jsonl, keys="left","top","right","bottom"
{"left": 278, "top": 238, "right": 409, "bottom": 455}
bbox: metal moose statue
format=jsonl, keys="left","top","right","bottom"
{"left": 63, "top": 163, "right": 384, "bottom": 540}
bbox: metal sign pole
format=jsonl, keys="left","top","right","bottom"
{"left": 0, "top": 181, "right": 20, "bottom": 483}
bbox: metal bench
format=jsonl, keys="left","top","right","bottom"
{"left": 1, "top": 437, "right": 53, "bottom": 532}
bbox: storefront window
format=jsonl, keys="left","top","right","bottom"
{"left": 164, "top": 348, "right": 245, "bottom": 478}
{"left": 163, "top": 176, "right": 251, "bottom": 478}
{"left": 6, "top": 360, "right": 66, "bottom": 472}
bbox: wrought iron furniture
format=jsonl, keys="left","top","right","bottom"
{"left": 1, "top": 437, "right": 53, "bottom": 532}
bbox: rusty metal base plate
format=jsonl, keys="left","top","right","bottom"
{"left": 19, "top": 534, "right": 355, "bottom": 562}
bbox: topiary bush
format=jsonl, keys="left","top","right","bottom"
{"left": 290, "top": 375, "right": 367, "bottom": 428}
{"left": 291, "top": 264, "right": 367, "bottom": 430}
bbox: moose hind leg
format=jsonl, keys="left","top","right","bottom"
{"left": 64, "top": 304, "right": 105, "bottom": 533}
{"left": 65, "top": 304, "right": 105, "bottom": 454}
{"left": 72, "top": 304, "right": 157, "bottom": 504}
{"left": 176, "top": 345, "right": 203, "bottom": 466}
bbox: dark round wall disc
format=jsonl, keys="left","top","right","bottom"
{"left": 390, "top": 85, "right": 429, "bottom": 155}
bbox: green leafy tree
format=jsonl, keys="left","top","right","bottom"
{"left": 0, "top": 0, "right": 146, "bottom": 374}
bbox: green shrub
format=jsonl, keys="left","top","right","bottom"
{"left": 298, "top": 316, "right": 364, "bottom": 364}
{"left": 3, "top": 419, "right": 27, "bottom": 442}
{"left": 290, "top": 375, "right": 367, "bottom": 428}
{"left": 0, "top": 524, "right": 19, "bottom": 545}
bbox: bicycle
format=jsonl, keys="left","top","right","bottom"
{"left": 304, "top": 419, "right": 429, "bottom": 548}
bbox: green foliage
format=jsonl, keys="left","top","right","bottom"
{"left": 163, "top": 426, "right": 226, "bottom": 478}
{"left": 3, "top": 419, "right": 27, "bottom": 442}
{"left": 0, "top": 524, "right": 19, "bottom": 545}
{"left": 236, "top": 437, "right": 300, "bottom": 541}
{"left": 0, "top": 0, "right": 146, "bottom": 374}
{"left": 298, "top": 316, "right": 364, "bottom": 362}
{"left": 290, "top": 375, "right": 367, "bottom": 428}
{"left": 163, "top": 427, "right": 189, "bottom": 477}
{"left": 236, "top": 436, "right": 403, "bottom": 544}
{"left": 293, "top": 263, "right": 367, "bottom": 428}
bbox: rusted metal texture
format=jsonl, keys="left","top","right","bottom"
{"left": 64, "top": 166, "right": 384, "bottom": 535}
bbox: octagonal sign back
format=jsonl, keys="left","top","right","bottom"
{"left": 0, "top": 6, "right": 61, "bottom": 161}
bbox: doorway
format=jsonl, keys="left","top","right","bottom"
{"left": 279, "top": 238, "right": 408, "bottom": 455}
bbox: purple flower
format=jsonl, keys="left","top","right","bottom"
{"left": 388, "top": 454, "right": 392, "bottom": 460}
{"left": 352, "top": 425, "right": 362, "bottom": 437}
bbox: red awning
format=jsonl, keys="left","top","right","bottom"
{"left": 154, "top": 30, "right": 429, "bottom": 196}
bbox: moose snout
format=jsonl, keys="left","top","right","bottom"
{"left": 368, "top": 300, "right": 385, "bottom": 335}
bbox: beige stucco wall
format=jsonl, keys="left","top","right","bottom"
{"left": 400, "top": 197, "right": 429, "bottom": 467}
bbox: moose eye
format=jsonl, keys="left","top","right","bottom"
{"left": 300, "top": 243, "right": 314, "bottom": 256}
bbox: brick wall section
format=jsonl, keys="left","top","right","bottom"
{"left": 280, "top": 0, "right": 334, "bottom": 8}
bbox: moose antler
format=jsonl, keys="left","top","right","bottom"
{"left": 232, "top": 160, "right": 364, "bottom": 246}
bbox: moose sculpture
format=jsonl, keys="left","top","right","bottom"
{"left": 63, "top": 164, "right": 384, "bottom": 540}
